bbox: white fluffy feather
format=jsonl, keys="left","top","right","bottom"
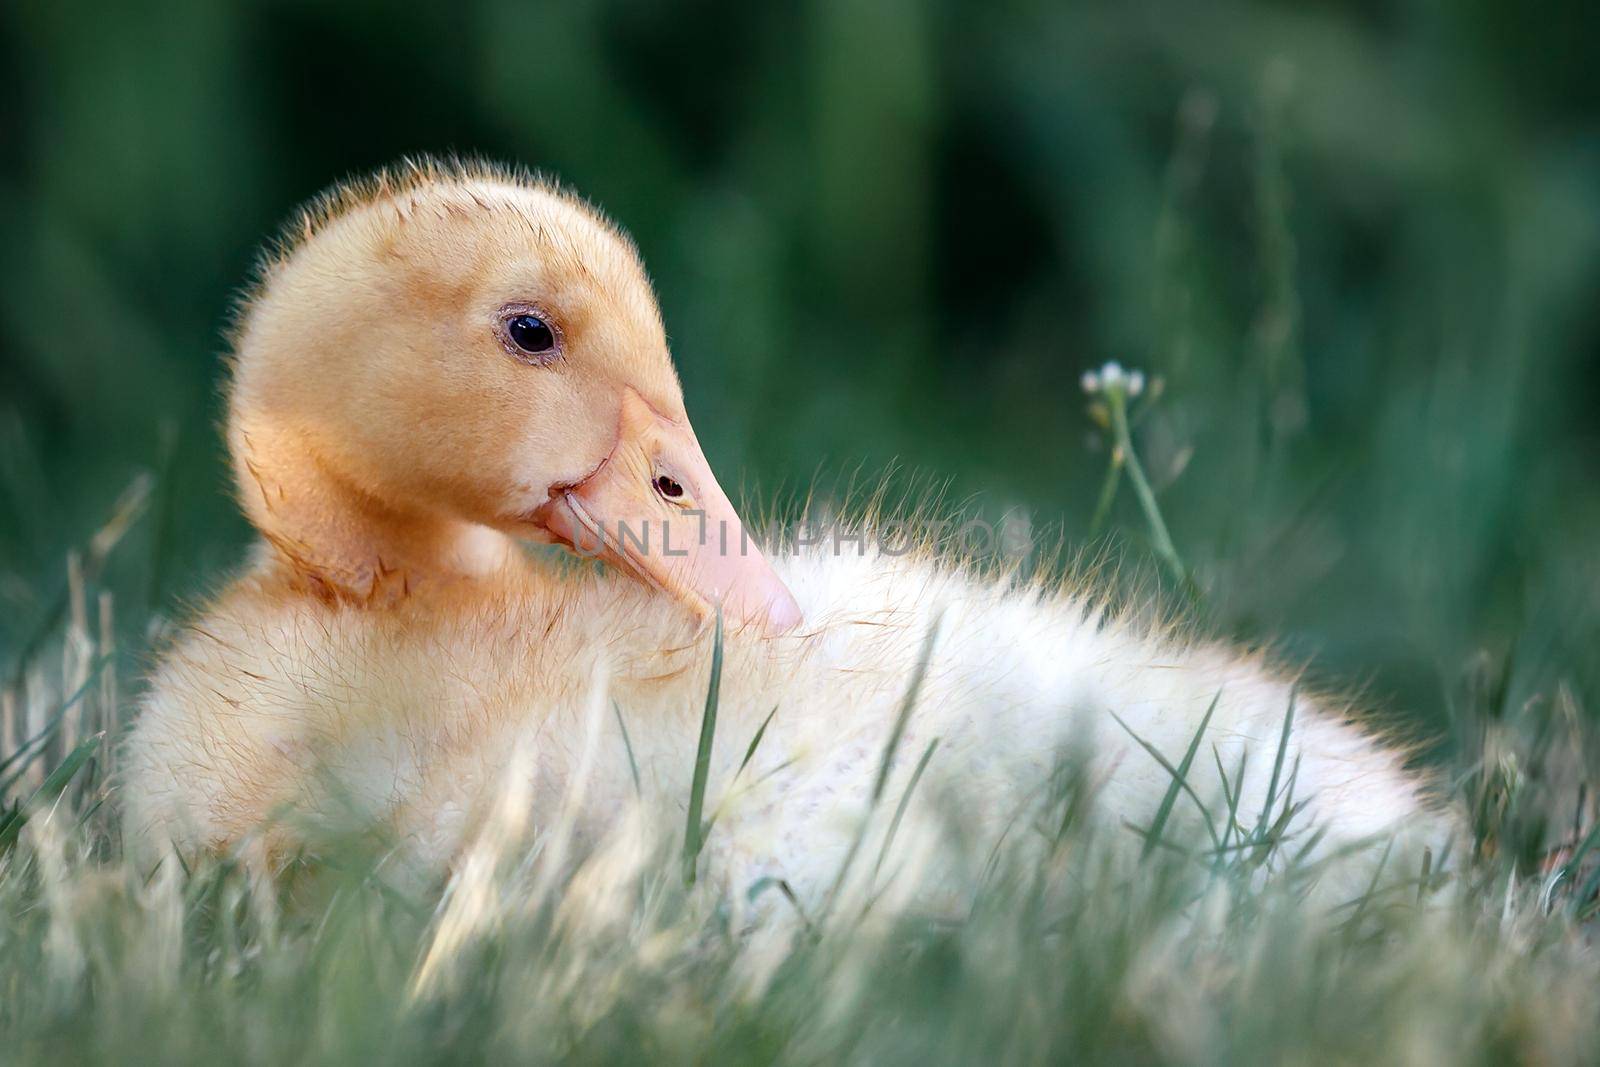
{"left": 122, "top": 541, "right": 1458, "bottom": 908}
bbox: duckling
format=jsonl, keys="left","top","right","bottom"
{"left": 121, "top": 159, "right": 1458, "bottom": 907}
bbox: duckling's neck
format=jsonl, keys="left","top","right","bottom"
{"left": 232, "top": 421, "right": 517, "bottom": 604}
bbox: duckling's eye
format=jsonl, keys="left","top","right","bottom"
{"left": 507, "top": 314, "right": 555, "bottom": 355}
{"left": 496, "top": 306, "right": 564, "bottom": 366}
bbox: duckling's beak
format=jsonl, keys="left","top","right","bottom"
{"left": 532, "top": 389, "right": 802, "bottom": 635}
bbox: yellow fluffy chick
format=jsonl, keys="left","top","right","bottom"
{"left": 121, "top": 159, "right": 1458, "bottom": 908}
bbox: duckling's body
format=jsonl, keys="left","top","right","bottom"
{"left": 125, "top": 541, "right": 1449, "bottom": 904}
{"left": 121, "top": 158, "right": 1456, "bottom": 907}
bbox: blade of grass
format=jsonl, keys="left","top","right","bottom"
{"left": 1339, "top": 837, "right": 1396, "bottom": 935}
{"left": 824, "top": 615, "right": 943, "bottom": 914}
{"left": 5, "top": 475, "right": 150, "bottom": 692}
{"left": 0, "top": 732, "right": 102, "bottom": 854}
{"left": 0, "top": 653, "right": 112, "bottom": 787}
{"left": 1109, "top": 699, "right": 1222, "bottom": 852}
{"left": 699, "top": 707, "right": 787, "bottom": 844}
{"left": 611, "top": 700, "right": 642, "bottom": 799}
{"left": 1254, "top": 688, "right": 1298, "bottom": 840}
{"left": 1146, "top": 690, "right": 1219, "bottom": 858}
{"left": 683, "top": 608, "right": 724, "bottom": 885}
{"left": 873, "top": 737, "right": 941, "bottom": 877}
{"left": 1212, "top": 745, "right": 1248, "bottom": 865}
{"left": 737, "top": 705, "right": 780, "bottom": 778}
{"left": 870, "top": 619, "right": 942, "bottom": 804}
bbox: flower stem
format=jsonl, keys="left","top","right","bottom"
{"left": 1089, "top": 445, "right": 1124, "bottom": 538}
{"left": 1107, "top": 388, "right": 1187, "bottom": 587}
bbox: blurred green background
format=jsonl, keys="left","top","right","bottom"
{"left": 2, "top": 0, "right": 1597, "bottom": 740}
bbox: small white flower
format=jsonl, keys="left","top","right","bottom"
{"left": 1081, "top": 361, "right": 1148, "bottom": 397}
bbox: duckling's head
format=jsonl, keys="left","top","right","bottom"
{"left": 227, "top": 159, "right": 800, "bottom": 632}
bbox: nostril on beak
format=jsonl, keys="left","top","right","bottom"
{"left": 654, "top": 474, "right": 685, "bottom": 500}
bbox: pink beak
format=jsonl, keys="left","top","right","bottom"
{"left": 534, "top": 389, "right": 802, "bottom": 635}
